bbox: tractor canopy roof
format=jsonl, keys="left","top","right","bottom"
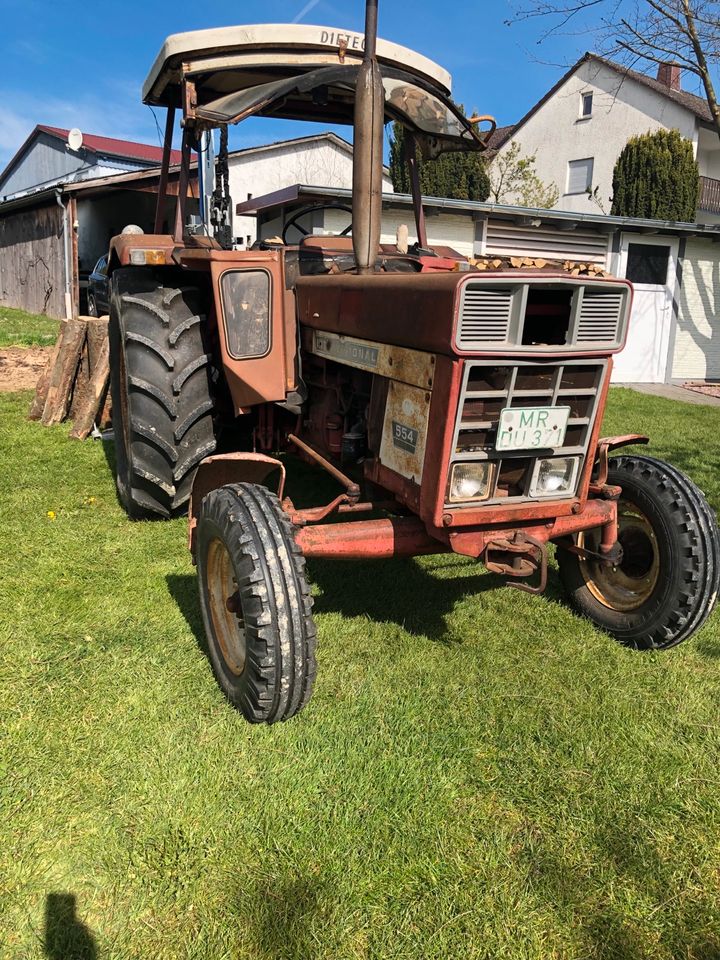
{"left": 143, "top": 24, "right": 493, "bottom": 157}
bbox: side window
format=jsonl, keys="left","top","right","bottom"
{"left": 221, "top": 270, "right": 271, "bottom": 359}
{"left": 95, "top": 256, "right": 108, "bottom": 276}
{"left": 625, "top": 243, "right": 671, "bottom": 285}
{"left": 567, "top": 157, "right": 594, "bottom": 194}
{"left": 580, "top": 92, "right": 593, "bottom": 118}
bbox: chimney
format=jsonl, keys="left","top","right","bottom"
{"left": 657, "top": 62, "right": 681, "bottom": 91}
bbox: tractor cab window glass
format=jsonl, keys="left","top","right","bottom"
{"left": 581, "top": 92, "right": 593, "bottom": 117}
{"left": 221, "top": 270, "right": 271, "bottom": 359}
{"left": 625, "top": 243, "right": 671, "bottom": 285}
{"left": 383, "top": 79, "right": 466, "bottom": 140}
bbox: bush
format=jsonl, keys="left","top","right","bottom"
{"left": 611, "top": 129, "right": 699, "bottom": 221}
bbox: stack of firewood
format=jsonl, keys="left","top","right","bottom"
{"left": 468, "top": 255, "right": 609, "bottom": 277}
{"left": 29, "top": 315, "right": 111, "bottom": 439}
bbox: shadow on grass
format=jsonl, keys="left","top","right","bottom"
{"left": 248, "top": 872, "right": 328, "bottom": 960}
{"left": 168, "top": 553, "right": 504, "bottom": 649}
{"left": 44, "top": 893, "right": 96, "bottom": 960}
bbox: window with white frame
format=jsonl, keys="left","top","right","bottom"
{"left": 567, "top": 157, "right": 594, "bottom": 194}
{"left": 580, "top": 92, "right": 593, "bottom": 118}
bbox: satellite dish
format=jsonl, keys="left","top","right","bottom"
{"left": 67, "top": 128, "right": 83, "bottom": 152}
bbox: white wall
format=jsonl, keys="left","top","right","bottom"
{"left": 673, "top": 238, "right": 720, "bottom": 380}
{"left": 496, "top": 60, "right": 698, "bottom": 214}
{"left": 229, "top": 137, "right": 393, "bottom": 246}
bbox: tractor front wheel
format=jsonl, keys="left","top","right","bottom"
{"left": 557, "top": 455, "right": 719, "bottom": 649}
{"left": 196, "top": 483, "right": 317, "bottom": 723}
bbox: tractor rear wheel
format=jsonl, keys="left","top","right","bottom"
{"left": 109, "top": 268, "right": 217, "bottom": 518}
{"left": 196, "top": 483, "right": 317, "bottom": 723}
{"left": 557, "top": 455, "right": 720, "bottom": 649}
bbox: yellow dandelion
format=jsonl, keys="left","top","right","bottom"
{"left": 47, "top": 511, "right": 56, "bottom": 520}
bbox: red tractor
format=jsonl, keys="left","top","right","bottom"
{"left": 107, "top": 2, "right": 719, "bottom": 723}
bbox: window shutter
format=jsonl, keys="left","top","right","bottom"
{"left": 567, "top": 158, "right": 593, "bottom": 194}
{"left": 483, "top": 218, "right": 609, "bottom": 267}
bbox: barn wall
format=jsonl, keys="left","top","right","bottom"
{"left": 0, "top": 202, "right": 66, "bottom": 317}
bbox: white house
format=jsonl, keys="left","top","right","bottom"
{"left": 228, "top": 133, "right": 392, "bottom": 247}
{"left": 492, "top": 53, "right": 720, "bottom": 223}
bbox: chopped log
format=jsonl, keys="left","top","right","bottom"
{"left": 510, "top": 256, "right": 524, "bottom": 268}
{"left": 69, "top": 316, "right": 109, "bottom": 421}
{"left": 534, "top": 258, "right": 548, "bottom": 269}
{"left": 28, "top": 323, "right": 63, "bottom": 420}
{"left": 41, "top": 317, "right": 87, "bottom": 425}
{"left": 490, "top": 258, "right": 503, "bottom": 269}
{"left": 69, "top": 339, "right": 110, "bottom": 440}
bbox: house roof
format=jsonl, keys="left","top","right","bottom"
{"left": 36, "top": 125, "right": 183, "bottom": 164}
{"left": 0, "top": 124, "right": 182, "bottom": 194}
{"left": 494, "top": 51, "right": 713, "bottom": 153}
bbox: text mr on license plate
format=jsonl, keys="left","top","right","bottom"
{"left": 496, "top": 406, "right": 570, "bottom": 451}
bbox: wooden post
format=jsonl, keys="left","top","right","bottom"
{"left": 41, "top": 317, "right": 88, "bottom": 425}
{"left": 69, "top": 336, "right": 110, "bottom": 440}
{"left": 69, "top": 316, "right": 108, "bottom": 421}
{"left": 28, "top": 325, "right": 63, "bottom": 420}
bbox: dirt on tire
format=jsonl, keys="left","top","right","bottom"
{"left": 0, "top": 347, "right": 52, "bottom": 392}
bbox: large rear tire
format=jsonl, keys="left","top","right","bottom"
{"left": 557, "top": 455, "right": 720, "bottom": 649}
{"left": 109, "top": 268, "right": 217, "bottom": 518}
{"left": 196, "top": 483, "right": 317, "bottom": 723}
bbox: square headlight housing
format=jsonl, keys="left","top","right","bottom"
{"left": 447, "top": 462, "right": 495, "bottom": 503}
{"left": 529, "top": 457, "right": 580, "bottom": 498}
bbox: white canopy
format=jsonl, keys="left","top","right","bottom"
{"left": 143, "top": 23, "right": 453, "bottom": 106}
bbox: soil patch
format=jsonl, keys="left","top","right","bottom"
{"left": 684, "top": 381, "right": 720, "bottom": 400}
{"left": 0, "top": 346, "right": 52, "bottom": 392}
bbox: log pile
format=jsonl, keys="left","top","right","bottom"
{"left": 468, "top": 255, "right": 610, "bottom": 277}
{"left": 29, "top": 315, "right": 111, "bottom": 439}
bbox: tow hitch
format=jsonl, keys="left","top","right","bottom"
{"left": 484, "top": 532, "right": 548, "bottom": 595}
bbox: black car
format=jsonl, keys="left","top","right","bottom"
{"left": 87, "top": 255, "right": 110, "bottom": 317}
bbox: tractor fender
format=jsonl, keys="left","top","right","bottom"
{"left": 188, "top": 453, "right": 286, "bottom": 558}
{"left": 594, "top": 434, "right": 649, "bottom": 487}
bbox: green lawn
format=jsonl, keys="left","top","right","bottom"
{"left": 2, "top": 387, "right": 720, "bottom": 960}
{"left": 0, "top": 307, "right": 59, "bottom": 347}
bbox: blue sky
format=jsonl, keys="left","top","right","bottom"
{"left": 0, "top": 0, "right": 699, "bottom": 165}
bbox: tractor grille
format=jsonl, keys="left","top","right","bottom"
{"left": 456, "top": 279, "right": 628, "bottom": 352}
{"left": 448, "top": 359, "right": 608, "bottom": 506}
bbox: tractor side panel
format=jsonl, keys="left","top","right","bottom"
{"left": 210, "top": 257, "right": 288, "bottom": 411}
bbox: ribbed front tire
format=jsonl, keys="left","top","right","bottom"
{"left": 557, "top": 455, "right": 720, "bottom": 649}
{"left": 109, "top": 268, "right": 217, "bottom": 518}
{"left": 196, "top": 483, "right": 317, "bottom": 723}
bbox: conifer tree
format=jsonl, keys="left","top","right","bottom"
{"left": 388, "top": 120, "right": 490, "bottom": 202}
{"left": 611, "top": 129, "right": 699, "bottom": 221}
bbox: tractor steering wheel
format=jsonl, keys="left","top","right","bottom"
{"left": 282, "top": 203, "right": 354, "bottom": 245}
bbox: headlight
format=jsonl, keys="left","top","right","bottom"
{"left": 448, "top": 462, "right": 494, "bottom": 503}
{"left": 530, "top": 457, "right": 579, "bottom": 498}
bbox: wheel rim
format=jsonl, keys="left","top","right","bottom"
{"left": 206, "top": 537, "right": 246, "bottom": 675}
{"left": 577, "top": 498, "right": 660, "bottom": 612}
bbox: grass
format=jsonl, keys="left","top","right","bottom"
{"left": 2, "top": 386, "right": 720, "bottom": 959}
{"left": 0, "top": 307, "right": 59, "bottom": 347}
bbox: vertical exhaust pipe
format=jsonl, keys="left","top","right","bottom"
{"left": 352, "top": 0, "right": 384, "bottom": 274}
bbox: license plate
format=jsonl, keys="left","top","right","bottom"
{"left": 496, "top": 406, "right": 570, "bottom": 451}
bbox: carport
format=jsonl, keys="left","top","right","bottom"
{"left": 0, "top": 164, "right": 198, "bottom": 318}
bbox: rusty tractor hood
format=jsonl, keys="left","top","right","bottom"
{"left": 296, "top": 272, "right": 464, "bottom": 356}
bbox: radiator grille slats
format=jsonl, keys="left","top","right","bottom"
{"left": 457, "top": 288, "right": 513, "bottom": 347}
{"left": 576, "top": 290, "right": 625, "bottom": 344}
{"left": 447, "top": 360, "right": 607, "bottom": 506}
{"left": 456, "top": 280, "right": 627, "bottom": 352}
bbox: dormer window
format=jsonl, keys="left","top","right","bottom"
{"left": 580, "top": 92, "right": 593, "bottom": 118}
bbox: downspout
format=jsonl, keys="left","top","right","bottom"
{"left": 352, "top": 0, "right": 384, "bottom": 274}
{"left": 55, "top": 189, "right": 72, "bottom": 319}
